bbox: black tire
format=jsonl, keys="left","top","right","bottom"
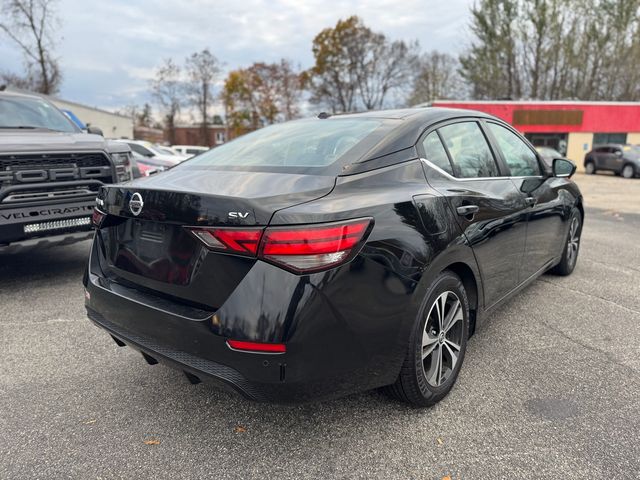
{"left": 551, "top": 208, "right": 582, "bottom": 276}
{"left": 385, "top": 270, "right": 469, "bottom": 407}
{"left": 621, "top": 164, "right": 635, "bottom": 179}
{"left": 584, "top": 161, "right": 596, "bottom": 175}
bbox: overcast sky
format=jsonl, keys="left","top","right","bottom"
{"left": 1, "top": 0, "right": 474, "bottom": 113}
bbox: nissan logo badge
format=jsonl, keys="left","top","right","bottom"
{"left": 129, "top": 192, "right": 144, "bottom": 216}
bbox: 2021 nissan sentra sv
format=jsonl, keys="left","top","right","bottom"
{"left": 84, "top": 108, "right": 583, "bottom": 406}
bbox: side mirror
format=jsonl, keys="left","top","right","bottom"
{"left": 87, "top": 125, "right": 104, "bottom": 136}
{"left": 615, "top": 150, "right": 623, "bottom": 157}
{"left": 553, "top": 158, "right": 576, "bottom": 178}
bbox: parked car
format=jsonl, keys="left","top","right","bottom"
{"left": 117, "top": 140, "right": 187, "bottom": 165}
{"left": 85, "top": 108, "right": 583, "bottom": 406}
{"left": 535, "top": 146, "right": 563, "bottom": 167}
{"left": 0, "top": 89, "right": 133, "bottom": 250}
{"left": 584, "top": 144, "right": 640, "bottom": 178}
{"left": 171, "top": 145, "right": 209, "bottom": 157}
{"left": 130, "top": 151, "right": 168, "bottom": 177}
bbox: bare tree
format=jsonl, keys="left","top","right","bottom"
{"left": 355, "top": 35, "right": 419, "bottom": 110}
{"left": 222, "top": 59, "right": 304, "bottom": 137}
{"left": 0, "top": 0, "right": 61, "bottom": 94}
{"left": 408, "top": 51, "right": 463, "bottom": 105}
{"left": 150, "top": 58, "right": 183, "bottom": 144}
{"left": 276, "top": 59, "right": 304, "bottom": 121}
{"left": 459, "top": 0, "right": 521, "bottom": 100}
{"left": 460, "top": 0, "right": 640, "bottom": 101}
{"left": 307, "top": 16, "right": 419, "bottom": 112}
{"left": 185, "top": 49, "right": 221, "bottom": 145}
{"left": 307, "top": 16, "right": 361, "bottom": 113}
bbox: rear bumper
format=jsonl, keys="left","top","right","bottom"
{"left": 86, "top": 307, "right": 271, "bottom": 401}
{"left": 83, "top": 237, "right": 417, "bottom": 403}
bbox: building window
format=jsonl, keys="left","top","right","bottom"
{"left": 593, "top": 133, "right": 627, "bottom": 145}
{"left": 215, "top": 131, "right": 226, "bottom": 144}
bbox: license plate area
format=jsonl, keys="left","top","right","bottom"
{"left": 106, "top": 219, "right": 201, "bottom": 285}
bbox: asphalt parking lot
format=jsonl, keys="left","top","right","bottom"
{"left": 1, "top": 174, "right": 639, "bottom": 479}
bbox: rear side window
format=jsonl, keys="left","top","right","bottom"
{"left": 438, "top": 122, "right": 499, "bottom": 178}
{"left": 422, "top": 132, "right": 453, "bottom": 175}
{"left": 488, "top": 123, "right": 541, "bottom": 176}
{"left": 186, "top": 118, "right": 381, "bottom": 168}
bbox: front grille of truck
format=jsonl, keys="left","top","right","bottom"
{"left": 0, "top": 152, "right": 110, "bottom": 170}
{"left": 0, "top": 152, "right": 113, "bottom": 204}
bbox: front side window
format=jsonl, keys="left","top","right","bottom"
{"left": 438, "top": 122, "right": 499, "bottom": 178}
{"left": 422, "top": 131, "right": 453, "bottom": 175}
{"left": 488, "top": 123, "right": 541, "bottom": 176}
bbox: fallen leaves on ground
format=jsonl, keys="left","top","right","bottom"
{"left": 83, "top": 419, "right": 96, "bottom": 425}
{"left": 436, "top": 437, "right": 443, "bottom": 445}
{"left": 234, "top": 425, "right": 247, "bottom": 433}
{"left": 143, "top": 439, "right": 161, "bottom": 445}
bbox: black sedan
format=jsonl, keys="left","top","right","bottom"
{"left": 85, "top": 108, "right": 583, "bottom": 406}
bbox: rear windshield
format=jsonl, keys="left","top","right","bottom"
{"left": 184, "top": 118, "right": 382, "bottom": 170}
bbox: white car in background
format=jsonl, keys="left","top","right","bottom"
{"left": 117, "top": 140, "right": 188, "bottom": 165}
{"left": 171, "top": 145, "right": 209, "bottom": 158}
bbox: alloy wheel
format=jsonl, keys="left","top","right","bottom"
{"left": 567, "top": 216, "right": 580, "bottom": 267}
{"left": 422, "top": 291, "right": 464, "bottom": 387}
{"left": 622, "top": 165, "right": 634, "bottom": 179}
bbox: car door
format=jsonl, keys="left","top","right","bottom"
{"left": 485, "top": 121, "right": 566, "bottom": 281}
{"left": 608, "top": 146, "right": 624, "bottom": 172}
{"left": 595, "top": 147, "right": 614, "bottom": 170}
{"left": 420, "top": 120, "right": 529, "bottom": 309}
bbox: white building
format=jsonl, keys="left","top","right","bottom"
{"left": 7, "top": 87, "right": 134, "bottom": 139}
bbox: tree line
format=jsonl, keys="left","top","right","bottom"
{"left": 2, "top": 1, "right": 639, "bottom": 143}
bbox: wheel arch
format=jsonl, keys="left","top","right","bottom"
{"left": 414, "top": 245, "right": 484, "bottom": 337}
{"left": 575, "top": 199, "right": 584, "bottom": 223}
{"left": 445, "top": 262, "right": 480, "bottom": 335}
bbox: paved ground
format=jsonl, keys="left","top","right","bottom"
{"left": 1, "top": 174, "right": 639, "bottom": 479}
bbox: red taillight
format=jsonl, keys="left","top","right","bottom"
{"left": 91, "top": 208, "right": 106, "bottom": 228}
{"left": 189, "top": 228, "right": 263, "bottom": 255}
{"left": 259, "top": 218, "right": 372, "bottom": 273}
{"left": 227, "top": 339, "right": 286, "bottom": 353}
{"left": 187, "top": 218, "right": 372, "bottom": 273}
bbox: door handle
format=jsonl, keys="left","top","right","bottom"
{"left": 525, "top": 197, "right": 537, "bottom": 206}
{"left": 456, "top": 205, "right": 479, "bottom": 216}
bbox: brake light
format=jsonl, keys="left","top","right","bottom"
{"left": 187, "top": 218, "right": 372, "bottom": 273}
{"left": 91, "top": 208, "right": 106, "bottom": 228}
{"left": 227, "top": 339, "right": 286, "bottom": 353}
{"left": 189, "top": 228, "right": 262, "bottom": 255}
{"left": 260, "top": 218, "right": 372, "bottom": 273}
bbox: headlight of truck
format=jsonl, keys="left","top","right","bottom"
{"left": 110, "top": 152, "right": 132, "bottom": 182}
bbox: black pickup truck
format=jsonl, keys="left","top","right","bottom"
{"left": 0, "top": 90, "right": 133, "bottom": 251}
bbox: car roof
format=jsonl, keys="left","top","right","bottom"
{"left": 322, "top": 107, "right": 498, "bottom": 168}
{"left": 333, "top": 106, "right": 493, "bottom": 122}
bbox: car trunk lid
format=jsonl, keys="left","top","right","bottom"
{"left": 95, "top": 168, "right": 335, "bottom": 309}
